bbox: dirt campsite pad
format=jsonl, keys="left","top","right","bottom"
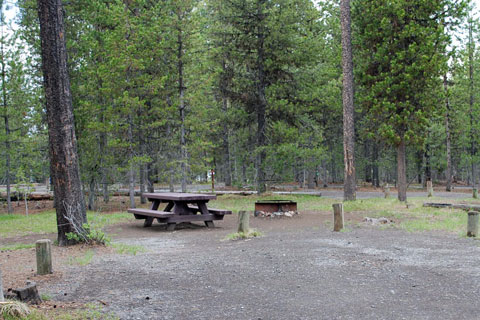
{"left": 2, "top": 210, "right": 479, "bottom": 320}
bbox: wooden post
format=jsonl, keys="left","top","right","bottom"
{"left": 237, "top": 211, "right": 250, "bottom": 233}
{"left": 0, "top": 267, "right": 4, "bottom": 302}
{"left": 36, "top": 239, "right": 52, "bottom": 275}
{"left": 427, "top": 181, "right": 433, "bottom": 197}
{"left": 473, "top": 188, "right": 478, "bottom": 199}
{"left": 467, "top": 211, "right": 479, "bottom": 237}
{"left": 384, "top": 184, "right": 390, "bottom": 199}
{"left": 211, "top": 169, "right": 215, "bottom": 192}
{"left": 333, "top": 203, "right": 344, "bottom": 232}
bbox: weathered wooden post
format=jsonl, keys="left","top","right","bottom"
{"left": 467, "top": 211, "right": 479, "bottom": 237}
{"left": 332, "top": 203, "right": 344, "bottom": 232}
{"left": 428, "top": 183, "right": 434, "bottom": 197}
{"left": 473, "top": 188, "right": 478, "bottom": 199}
{"left": 36, "top": 239, "right": 52, "bottom": 275}
{"left": 0, "top": 267, "right": 4, "bottom": 302}
{"left": 237, "top": 211, "right": 250, "bottom": 234}
{"left": 383, "top": 184, "right": 390, "bottom": 199}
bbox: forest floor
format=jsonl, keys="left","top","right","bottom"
{"left": 1, "top": 195, "right": 480, "bottom": 319}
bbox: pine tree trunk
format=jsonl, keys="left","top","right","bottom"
{"left": 341, "top": 0, "right": 356, "bottom": 201}
{"left": 255, "top": 1, "right": 267, "bottom": 195}
{"left": 416, "top": 150, "right": 423, "bottom": 184}
{"left": 100, "top": 110, "right": 109, "bottom": 203}
{"left": 364, "top": 141, "right": 371, "bottom": 183}
{"left": 178, "top": 27, "right": 187, "bottom": 193}
{"left": 146, "top": 161, "right": 155, "bottom": 193}
{"left": 88, "top": 178, "right": 95, "bottom": 211}
{"left": 372, "top": 142, "right": 380, "bottom": 187}
{"left": 469, "top": 21, "right": 476, "bottom": 190}
{"left": 139, "top": 164, "right": 146, "bottom": 204}
{"left": 444, "top": 74, "right": 452, "bottom": 192}
{"left": 38, "top": 0, "right": 87, "bottom": 246}
{"left": 307, "top": 166, "right": 315, "bottom": 189}
{"left": 424, "top": 142, "right": 431, "bottom": 186}
{"left": 126, "top": 110, "right": 135, "bottom": 208}
{"left": 1, "top": 33, "right": 12, "bottom": 214}
{"left": 222, "top": 97, "right": 232, "bottom": 187}
{"left": 397, "top": 139, "right": 407, "bottom": 201}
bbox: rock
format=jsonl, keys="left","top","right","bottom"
{"left": 363, "top": 217, "right": 393, "bottom": 225}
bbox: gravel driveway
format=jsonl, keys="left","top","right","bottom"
{"left": 40, "top": 213, "right": 480, "bottom": 320}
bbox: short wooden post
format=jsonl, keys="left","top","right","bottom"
{"left": 467, "top": 211, "right": 479, "bottom": 237}
{"left": 427, "top": 181, "right": 433, "bottom": 197}
{"left": 332, "top": 203, "right": 344, "bottom": 232}
{"left": 384, "top": 184, "right": 390, "bottom": 199}
{"left": 237, "top": 211, "right": 250, "bottom": 233}
{"left": 36, "top": 239, "right": 52, "bottom": 275}
{"left": 0, "top": 267, "right": 4, "bottom": 302}
{"left": 473, "top": 188, "right": 478, "bottom": 199}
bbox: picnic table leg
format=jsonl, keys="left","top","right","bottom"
{"left": 198, "top": 202, "right": 215, "bottom": 228}
{"left": 150, "top": 199, "right": 160, "bottom": 210}
{"left": 144, "top": 217, "right": 154, "bottom": 227}
{"left": 166, "top": 223, "right": 176, "bottom": 231}
{"left": 143, "top": 199, "right": 161, "bottom": 227}
{"left": 164, "top": 201, "right": 174, "bottom": 212}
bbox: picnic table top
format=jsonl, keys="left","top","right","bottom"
{"left": 142, "top": 192, "right": 217, "bottom": 201}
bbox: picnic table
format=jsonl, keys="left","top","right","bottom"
{"left": 127, "top": 192, "right": 232, "bottom": 231}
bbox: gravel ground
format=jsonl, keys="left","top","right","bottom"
{"left": 39, "top": 213, "right": 480, "bottom": 320}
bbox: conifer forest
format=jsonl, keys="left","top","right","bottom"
{"left": 0, "top": 0, "right": 479, "bottom": 210}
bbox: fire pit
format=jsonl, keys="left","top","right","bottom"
{"left": 254, "top": 200, "right": 298, "bottom": 218}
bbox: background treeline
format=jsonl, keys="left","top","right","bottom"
{"left": 0, "top": 0, "right": 478, "bottom": 210}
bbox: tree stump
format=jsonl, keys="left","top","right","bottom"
{"left": 0, "top": 268, "right": 4, "bottom": 302}
{"left": 427, "top": 181, "right": 433, "bottom": 197}
{"left": 467, "top": 211, "right": 479, "bottom": 237}
{"left": 36, "top": 239, "right": 52, "bottom": 275}
{"left": 237, "top": 211, "right": 250, "bottom": 233}
{"left": 332, "top": 203, "right": 344, "bottom": 232}
{"left": 12, "top": 281, "right": 42, "bottom": 304}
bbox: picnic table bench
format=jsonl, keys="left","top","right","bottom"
{"left": 127, "top": 192, "right": 232, "bottom": 231}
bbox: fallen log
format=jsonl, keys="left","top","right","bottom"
{"left": 423, "top": 202, "right": 480, "bottom": 211}
{"left": 0, "top": 192, "right": 53, "bottom": 201}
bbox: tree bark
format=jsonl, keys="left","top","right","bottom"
{"left": 372, "top": 142, "right": 379, "bottom": 187}
{"left": 416, "top": 150, "right": 423, "bottom": 184}
{"left": 139, "top": 164, "right": 146, "bottom": 204}
{"left": 444, "top": 74, "right": 452, "bottom": 192}
{"left": 424, "top": 141, "right": 431, "bottom": 186}
{"left": 1, "top": 25, "right": 12, "bottom": 214}
{"left": 364, "top": 141, "right": 371, "bottom": 183}
{"left": 38, "top": 0, "right": 87, "bottom": 246}
{"left": 222, "top": 97, "right": 232, "bottom": 187}
{"left": 177, "top": 23, "right": 187, "bottom": 193}
{"left": 146, "top": 161, "right": 155, "bottom": 193}
{"left": 469, "top": 20, "right": 476, "bottom": 190}
{"left": 341, "top": 0, "right": 356, "bottom": 201}
{"left": 255, "top": 1, "right": 267, "bottom": 195}
{"left": 88, "top": 177, "right": 95, "bottom": 211}
{"left": 397, "top": 138, "right": 407, "bottom": 201}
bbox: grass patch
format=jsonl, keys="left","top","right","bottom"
{"left": 68, "top": 250, "right": 95, "bottom": 266}
{"left": 0, "top": 243, "right": 35, "bottom": 251}
{"left": 0, "top": 211, "right": 131, "bottom": 238}
{"left": 40, "top": 294, "right": 52, "bottom": 301}
{"left": 212, "top": 194, "right": 471, "bottom": 234}
{"left": 111, "top": 243, "right": 146, "bottom": 255}
{"left": 225, "top": 230, "right": 263, "bottom": 240}
{"left": 2, "top": 303, "right": 118, "bottom": 320}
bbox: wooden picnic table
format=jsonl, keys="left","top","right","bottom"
{"left": 127, "top": 192, "right": 232, "bottom": 231}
